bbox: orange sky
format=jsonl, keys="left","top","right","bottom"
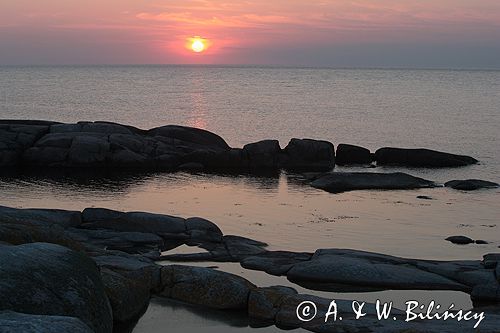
{"left": 1, "top": 0, "right": 500, "bottom": 67}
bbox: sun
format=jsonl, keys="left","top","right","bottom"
{"left": 188, "top": 36, "right": 208, "bottom": 53}
{"left": 191, "top": 39, "right": 205, "bottom": 53}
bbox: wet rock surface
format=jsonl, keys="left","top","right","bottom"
{"left": 310, "top": 172, "right": 437, "bottom": 193}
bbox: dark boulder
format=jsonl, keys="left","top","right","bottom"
{"left": 0, "top": 243, "right": 113, "bottom": 333}
{"left": 243, "top": 140, "right": 281, "bottom": 169}
{"left": 445, "top": 179, "right": 499, "bottom": 191}
{"left": 445, "top": 236, "right": 474, "bottom": 245}
{"left": 336, "top": 144, "right": 372, "bottom": 165}
{"left": 282, "top": 138, "right": 335, "bottom": 171}
{"left": 310, "top": 172, "right": 436, "bottom": 193}
{"left": 374, "top": 147, "right": 478, "bottom": 167}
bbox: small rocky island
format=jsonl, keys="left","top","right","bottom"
{"left": 1, "top": 119, "right": 497, "bottom": 194}
{"left": 1, "top": 120, "right": 499, "bottom": 333}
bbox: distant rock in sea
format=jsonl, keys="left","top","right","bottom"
{"left": 374, "top": 147, "right": 478, "bottom": 167}
{"left": 445, "top": 179, "right": 499, "bottom": 191}
{"left": 335, "top": 143, "right": 373, "bottom": 165}
{"left": 0, "top": 120, "right": 335, "bottom": 172}
{"left": 310, "top": 172, "right": 437, "bottom": 193}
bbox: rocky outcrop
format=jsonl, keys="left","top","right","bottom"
{"left": 309, "top": 171, "right": 437, "bottom": 193}
{"left": 0, "top": 120, "right": 335, "bottom": 172}
{"left": 0, "top": 243, "right": 113, "bottom": 333}
{"left": 335, "top": 143, "right": 373, "bottom": 165}
{"left": 1, "top": 204, "right": 499, "bottom": 332}
{"left": 445, "top": 179, "right": 499, "bottom": 191}
{"left": 374, "top": 147, "right": 478, "bottom": 167}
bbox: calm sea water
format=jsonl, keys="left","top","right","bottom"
{"left": 1, "top": 66, "right": 499, "bottom": 332}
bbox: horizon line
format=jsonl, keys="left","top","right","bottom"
{"left": 1, "top": 63, "right": 500, "bottom": 72}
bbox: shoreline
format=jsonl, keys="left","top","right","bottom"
{"left": 1, "top": 205, "right": 499, "bottom": 332}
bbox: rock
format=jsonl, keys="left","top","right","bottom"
{"left": 475, "top": 240, "right": 489, "bottom": 244}
{"left": 282, "top": 138, "right": 335, "bottom": 171}
{"left": 94, "top": 252, "right": 162, "bottom": 294}
{"left": 160, "top": 265, "right": 255, "bottom": 309}
{"left": 417, "top": 195, "right": 434, "bottom": 200}
{"left": 223, "top": 235, "right": 268, "bottom": 260}
{"left": 375, "top": 147, "right": 478, "bottom": 167}
{"left": 0, "top": 223, "right": 83, "bottom": 251}
{"left": 68, "top": 135, "right": 110, "bottom": 166}
{"left": 248, "top": 286, "right": 297, "bottom": 321}
{"left": 109, "top": 149, "right": 150, "bottom": 168}
{"left": 22, "top": 147, "right": 68, "bottom": 165}
{"left": 243, "top": 140, "right": 281, "bottom": 169}
{"left": 445, "top": 179, "right": 499, "bottom": 191}
{"left": 148, "top": 125, "right": 230, "bottom": 150}
{"left": 446, "top": 236, "right": 474, "bottom": 245}
{"left": 34, "top": 133, "right": 74, "bottom": 148}
{"left": 0, "top": 205, "right": 81, "bottom": 228}
{"left": 241, "top": 251, "right": 313, "bottom": 276}
{"left": 67, "top": 228, "right": 164, "bottom": 253}
{"left": 0, "top": 243, "right": 112, "bottom": 333}
{"left": 81, "top": 208, "right": 186, "bottom": 235}
{"left": 0, "top": 311, "right": 94, "bottom": 333}
{"left": 286, "top": 252, "right": 467, "bottom": 292}
{"left": 185, "top": 217, "right": 223, "bottom": 243}
{"left": 336, "top": 144, "right": 372, "bottom": 165}
{"left": 471, "top": 284, "right": 500, "bottom": 303}
{"left": 310, "top": 172, "right": 436, "bottom": 193}
{"left": 178, "top": 162, "right": 205, "bottom": 171}
{"left": 100, "top": 268, "right": 150, "bottom": 323}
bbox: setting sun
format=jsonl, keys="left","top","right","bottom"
{"left": 189, "top": 36, "right": 207, "bottom": 53}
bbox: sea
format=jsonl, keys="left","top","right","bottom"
{"left": 1, "top": 65, "right": 499, "bottom": 332}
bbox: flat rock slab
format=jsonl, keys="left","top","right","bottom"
{"left": 241, "top": 248, "right": 500, "bottom": 298}
{"left": 310, "top": 172, "right": 436, "bottom": 193}
{"left": 445, "top": 179, "right": 499, "bottom": 191}
{"left": 287, "top": 254, "right": 467, "bottom": 292}
{"left": 375, "top": 147, "right": 478, "bottom": 167}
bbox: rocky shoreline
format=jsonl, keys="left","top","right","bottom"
{"left": 1, "top": 205, "right": 499, "bottom": 332}
{"left": 0, "top": 119, "right": 480, "bottom": 171}
{"left": 2, "top": 120, "right": 498, "bottom": 195}
{"left": 1, "top": 120, "right": 499, "bottom": 332}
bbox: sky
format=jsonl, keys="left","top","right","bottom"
{"left": 1, "top": 0, "right": 500, "bottom": 68}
